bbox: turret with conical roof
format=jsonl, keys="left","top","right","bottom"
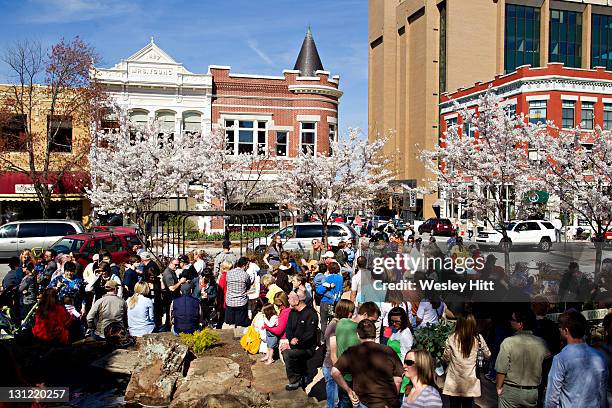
{"left": 293, "top": 27, "right": 324, "bottom": 77}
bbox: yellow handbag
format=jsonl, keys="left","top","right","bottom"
{"left": 240, "top": 325, "right": 261, "bottom": 355}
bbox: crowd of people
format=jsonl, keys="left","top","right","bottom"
{"left": 1, "top": 222, "right": 612, "bottom": 408}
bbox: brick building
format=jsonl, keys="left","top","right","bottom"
{"left": 439, "top": 62, "right": 612, "bottom": 233}
{"left": 97, "top": 29, "right": 342, "bottom": 232}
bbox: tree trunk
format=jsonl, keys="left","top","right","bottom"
{"left": 40, "top": 192, "right": 52, "bottom": 219}
{"left": 594, "top": 232, "right": 604, "bottom": 281}
{"left": 322, "top": 221, "right": 329, "bottom": 250}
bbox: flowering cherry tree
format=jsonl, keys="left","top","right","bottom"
{"left": 278, "top": 129, "right": 393, "bottom": 246}
{"left": 194, "top": 126, "right": 274, "bottom": 238}
{"left": 419, "top": 90, "right": 537, "bottom": 272}
{"left": 195, "top": 126, "right": 272, "bottom": 210}
{"left": 87, "top": 111, "right": 205, "bottom": 224}
{"left": 529, "top": 127, "right": 612, "bottom": 275}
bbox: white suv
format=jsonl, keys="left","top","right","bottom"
{"left": 247, "top": 222, "right": 358, "bottom": 254}
{"left": 476, "top": 220, "right": 557, "bottom": 252}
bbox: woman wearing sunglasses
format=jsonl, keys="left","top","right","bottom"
{"left": 401, "top": 349, "right": 442, "bottom": 408}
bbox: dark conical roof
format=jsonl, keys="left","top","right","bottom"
{"left": 293, "top": 27, "right": 324, "bottom": 76}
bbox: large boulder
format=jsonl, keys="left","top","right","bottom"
{"left": 170, "top": 356, "right": 266, "bottom": 407}
{"left": 91, "top": 349, "right": 140, "bottom": 374}
{"left": 124, "top": 333, "right": 189, "bottom": 406}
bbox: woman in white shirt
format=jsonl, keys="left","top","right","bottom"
{"left": 416, "top": 297, "right": 445, "bottom": 329}
{"left": 387, "top": 307, "right": 414, "bottom": 362}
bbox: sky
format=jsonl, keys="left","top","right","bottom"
{"left": 0, "top": 0, "right": 368, "bottom": 131}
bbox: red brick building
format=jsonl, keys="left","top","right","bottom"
{"left": 210, "top": 28, "right": 342, "bottom": 160}
{"left": 439, "top": 62, "right": 612, "bottom": 232}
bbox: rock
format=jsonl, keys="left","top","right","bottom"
{"left": 170, "top": 393, "right": 255, "bottom": 408}
{"left": 124, "top": 332, "right": 190, "bottom": 406}
{"left": 91, "top": 349, "right": 139, "bottom": 374}
{"left": 171, "top": 357, "right": 268, "bottom": 407}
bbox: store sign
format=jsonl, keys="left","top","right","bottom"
{"left": 15, "top": 184, "right": 52, "bottom": 194}
{"left": 547, "top": 308, "right": 609, "bottom": 322}
{"left": 525, "top": 190, "right": 549, "bottom": 204}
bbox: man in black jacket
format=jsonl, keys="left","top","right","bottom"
{"left": 282, "top": 289, "right": 319, "bottom": 391}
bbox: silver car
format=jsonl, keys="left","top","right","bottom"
{"left": 247, "top": 222, "right": 359, "bottom": 254}
{"left": 0, "top": 220, "right": 85, "bottom": 258}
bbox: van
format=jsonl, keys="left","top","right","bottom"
{"left": 0, "top": 220, "right": 85, "bottom": 258}
{"left": 247, "top": 222, "right": 358, "bottom": 254}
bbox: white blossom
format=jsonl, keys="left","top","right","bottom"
{"left": 277, "top": 128, "right": 393, "bottom": 243}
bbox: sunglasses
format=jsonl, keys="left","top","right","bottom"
{"left": 404, "top": 360, "right": 415, "bottom": 366}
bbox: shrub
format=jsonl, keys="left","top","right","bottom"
{"left": 413, "top": 320, "right": 455, "bottom": 363}
{"left": 179, "top": 328, "right": 220, "bottom": 353}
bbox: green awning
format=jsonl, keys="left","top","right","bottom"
{"left": 525, "top": 190, "right": 549, "bottom": 204}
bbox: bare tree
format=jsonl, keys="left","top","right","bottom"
{"left": 0, "top": 37, "right": 106, "bottom": 218}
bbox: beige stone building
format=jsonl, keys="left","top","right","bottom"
{"left": 369, "top": 0, "right": 612, "bottom": 219}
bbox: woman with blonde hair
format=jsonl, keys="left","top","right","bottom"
{"left": 215, "top": 260, "right": 233, "bottom": 329}
{"left": 442, "top": 314, "right": 490, "bottom": 408}
{"left": 402, "top": 349, "right": 443, "bottom": 407}
{"left": 127, "top": 282, "right": 155, "bottom": 336}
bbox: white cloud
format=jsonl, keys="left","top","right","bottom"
{"left": 25, "top": 0, "right": 138, "bottom": 23}
{"left": 247, "top": 39, "right": 273, "bottom": 65}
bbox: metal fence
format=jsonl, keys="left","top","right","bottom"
{"left": 142, "top": 209, "right": 297, "bottom": 259}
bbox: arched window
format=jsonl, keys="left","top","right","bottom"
{"left": 129, "top": 110, "right": 149, "bottom": 127}
{"left": 183, "top": 112, "right": 201, "bottom": 134}
{"left": 156, "top": 111, "right": 175, "bottom": 133}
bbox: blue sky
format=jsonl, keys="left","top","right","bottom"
{"left": 0, "top": 0, "right": 368, "bottom": 131}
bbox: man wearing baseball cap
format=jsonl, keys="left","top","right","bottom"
{"left": 86, "top": 279, "right": 127, "bottom": 339}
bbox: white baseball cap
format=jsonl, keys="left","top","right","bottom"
{"left": 322, "top": 251, "right": 335, "bottom": 258}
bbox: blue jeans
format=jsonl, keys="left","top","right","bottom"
{"left": 322, "top": 366, "right": 338, "bottom": 408}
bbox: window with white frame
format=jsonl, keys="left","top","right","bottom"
{"left": 300, "top": 122, "right": 316, "bottom": 155}
{"left": 562, "top": 100, "right": 575, "bottom": 129}
{"left": 504, "top": 104, "right": 517, "bottom": 119}
{"left": 529, "top": 100, "right": 547, "bottom": 124}
{"left": 157, "top": 111, "right": 175, "bottom": 134}
{"left": 276, "top": 131, "right": 288, "bottom": 157}
{"left": 581, "top": 101, "right": 594, "bottom": 130}
{"left": 445, "top": 116, "right": 458, "bottom": 130}
{"left": 328, "top": 123, "right": 337, "bottom": 155}
{"left": 183, "top": 112, "right": 201, "bottom": 135}
{"left": 129, "top": 110, "right": 149, "bottom": 127}
{"left": 528, "top": 143, "right": 543, "bottom": 162}
{"left": 224, "top": 119, "right": 267, "bottom": 155}
{"left": 604, "top": 104, "right": 612, "bottom": 130}
{"left": 463, "top": 121, "right": 475, "bottom": 138}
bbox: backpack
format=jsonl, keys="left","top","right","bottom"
{"left": 240, "top": 325, "right": 261, "bottom": 355}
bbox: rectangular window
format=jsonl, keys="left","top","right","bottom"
{"left": 47, "top": 115, "right": 72, "bottom": 153}
{"left": 529, "top": 100, "right": 547, "bottom": 125}
{"left": 328, "top": 124, "right": 337, "bottom": 155}
{"left": 581, "top": 101, "right": 594, "bottom": 130}
{"left": 562, "top": 100, "right": 575, "bottom": 129}
{"left": 224, "top": 119, "right": 267, "bottom": 155}
{"left": 276, "top": 131, "right": 288, "bottom": 157}
{"left": 549, "top": 9, "right": 582, "bottom": 68}
{"left": 504, "top": 104, "right": 517, "bottom": 119}
{"left": 300, "top": 122, "right": 316, "bottom": 155}
{"left": 591, "top": 14, "right": 612, "bottom": 71}
{"left": 463, "top": 121, "right": 475, "bottom": 138}
{"left": 505, "top": 4, "right": 541, "bottom": 73}
{"left": 0, "top": 114, "right": 27, "bottom": 152}
{"left": 604, "top": 104, "right": 612, "bottom": 130}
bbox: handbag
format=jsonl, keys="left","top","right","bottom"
{"left": 240, "top": 325, "right": 261, "bottom": 355}
{"left": 476, "top": 335, "right": 486, "bottom": 377}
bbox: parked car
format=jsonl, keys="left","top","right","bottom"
{"left": 247, "top": 222, "right": 359, "bottom": 254}
{"left": 417, "top": 218, "right": 455, "bottom": 236}
{"left": 50, "top": 229, "right": 144, "bottom": 267}
{"left": 475, "top": 220, "right": 556, "bottom": 252}
{"left": 0, "top": 219, "right": 84, "bottom": 258}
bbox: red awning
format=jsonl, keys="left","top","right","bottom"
{"left": 0, "top": 172, "right": 90, "bottom": 195}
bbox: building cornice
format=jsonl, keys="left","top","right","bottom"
{"left": 288, "top": 84, "right": 343, "bottom": 98}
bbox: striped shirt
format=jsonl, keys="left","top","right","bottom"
{"left": 225, "top": 267, "right": 252, "bottom": 308}
{"left": 401, "top": 386, "right": 442, "bottom": 408}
